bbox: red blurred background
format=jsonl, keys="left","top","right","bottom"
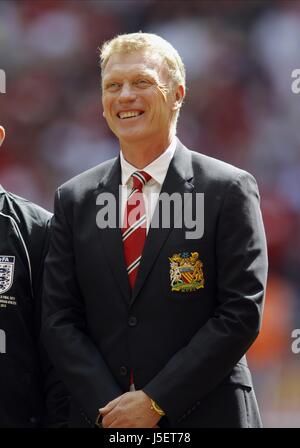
{"left": 1, "top": 0, "right": 300, "bottom": 427}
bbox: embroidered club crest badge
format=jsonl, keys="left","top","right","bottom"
{"left": 0, "top": 256, "right": 15, "bottom": 294}
{"left": 169, "top": 251, "right": 204, "bottom": 292}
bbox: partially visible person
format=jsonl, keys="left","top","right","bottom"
{"left": 0, "top": 125, "right": 69, "bottom": 427}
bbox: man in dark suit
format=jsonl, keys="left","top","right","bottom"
{"left": 42, "top": 33, "right": 268, "bottom": 428}
{"left": 0, "top": 125, "right": 69, "bottom": 427}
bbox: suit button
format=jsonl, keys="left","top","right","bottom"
{"left": 128, "top": 316, "right": 137, "bottom": 327}
{"left": 120, "top": 366, "right": 128, "bottom": 376}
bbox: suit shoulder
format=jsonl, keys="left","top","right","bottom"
{"left": 3, "top": 191, "right": 52, "bottom": 225}
{"left": 188, "top": 149, "right": 255, "bottom": 184}
{"left": 58, "top": 158, "right": 118, "bottom": 197}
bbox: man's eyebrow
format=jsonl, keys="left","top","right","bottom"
{"left": 133, "top": 71, "right": 157, "bottom": 78}
{"left": 103, "top": 70, "right": 158, "bottom": 82}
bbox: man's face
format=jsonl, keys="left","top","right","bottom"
{"left": 102, "top": 49, "right": 181, "bottom": 147}
{"left": 0, "top": 126, "right": 5, "bottom": 146}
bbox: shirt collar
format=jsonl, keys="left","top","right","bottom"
{"left": 120, "top": 136, "right": 177, "bottom": 187}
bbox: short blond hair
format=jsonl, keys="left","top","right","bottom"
{"left": 99, "top": 32, "right": 186, "bottom": 94}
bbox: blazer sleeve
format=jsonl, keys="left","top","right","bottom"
{"left": 41, "top": 188, "right": 123, "bottom": 426}
{"left": 143, "top": 172, "right": 268, "bottom": 425}
{"left": 32, "top": 216, "right": 70, "bottom": 427}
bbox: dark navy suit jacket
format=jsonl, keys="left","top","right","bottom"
{"left": 42, "top": 141, "right": 268, "bottom": 427}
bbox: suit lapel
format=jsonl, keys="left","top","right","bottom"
{"left": 94, "top": 157, "right": 131, "bottom": 305}
{"left": 130, "top": 141, "right": 194, "bottom": 306}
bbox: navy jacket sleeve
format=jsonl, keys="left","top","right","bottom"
{"left": 31, "top": 215, "right": 70, "bottom": 427}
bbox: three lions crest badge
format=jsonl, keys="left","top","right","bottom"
{"left": 0, "top": 256, "right": 15, "bottom": 294}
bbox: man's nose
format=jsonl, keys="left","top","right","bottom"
{"left": 119, "top": 82, "right": 136, "bottom": 102}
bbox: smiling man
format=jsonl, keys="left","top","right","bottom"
{"left": 0, "top": 126, "right": 69, "bottom": 427}
{"left": 42, "top": 33, "right": 268, "bottom": 428}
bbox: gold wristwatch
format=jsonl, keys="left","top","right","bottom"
{"left": 150, "top": 399, "right": 166, "bottom": 417}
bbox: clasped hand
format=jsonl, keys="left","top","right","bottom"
{"left": 100, "top": 390, "right": 161, "bottom": 428}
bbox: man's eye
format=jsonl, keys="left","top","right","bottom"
{"left": 106, "top": 83, "right": 120, "bottom": 91}
{"left": 135, "top": 79, "right": 151, "bottom": 88}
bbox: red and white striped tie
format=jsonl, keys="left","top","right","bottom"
{"left": 122, "top": 170, "right": 152, "bottom": 290}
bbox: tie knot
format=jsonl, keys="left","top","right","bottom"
{"left": 132, "top": 171, "right": 152, "bottom": 191}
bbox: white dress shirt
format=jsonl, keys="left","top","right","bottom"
{"left": 120, "top": 137, "right": 177, "bottom": 233}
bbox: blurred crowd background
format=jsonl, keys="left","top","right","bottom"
{"left": 0, "top": 0, "right": 300, "bottom": 427}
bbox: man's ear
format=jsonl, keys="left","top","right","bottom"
{"left": 0, "top": 126, "right": 5, "bottom": 146}
{"left": 172, "top": 85, "right": 185, "bottom": 112}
